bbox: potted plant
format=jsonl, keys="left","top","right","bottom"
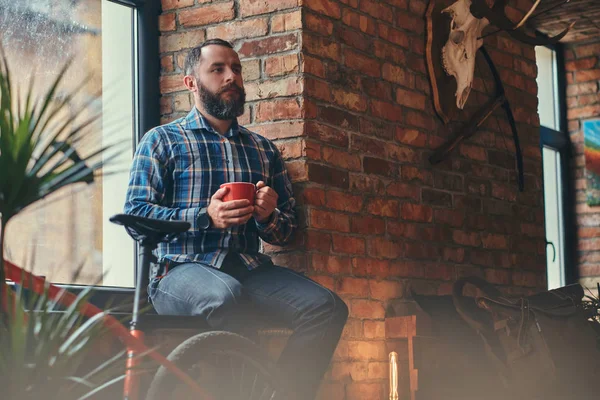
{"left": 0, "top": 49, "right": 126, "bottom": 399}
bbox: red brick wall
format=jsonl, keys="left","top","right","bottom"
{"left": 564, "top": 39, "right": 600, "bottom": 294}
{"left": 157, "top": 0, "right": 546, "bottom": 399}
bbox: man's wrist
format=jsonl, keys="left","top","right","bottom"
{"left": 196, "top": 207, "right": 211, "bottom": 230}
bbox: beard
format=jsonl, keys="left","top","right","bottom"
{"left": 198, "top": 80, "right": 246, "bottom": 120}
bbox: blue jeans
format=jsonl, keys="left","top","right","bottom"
{"left": 148, "top": 254, "right": 348, "bottom": 399}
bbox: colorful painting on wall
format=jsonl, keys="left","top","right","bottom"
{"left": 583, "top": 119, "right": 600, "bottom": 206}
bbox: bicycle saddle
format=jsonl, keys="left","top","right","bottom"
{"left": 110, "top": 213, "right": 190, "bottom": 247}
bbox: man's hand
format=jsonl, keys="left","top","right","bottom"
{"left": 254, "top": 181, "right": 278, "bottom": 224}
{"left": 207, "top": 186, "right": 254, "bottom": 229}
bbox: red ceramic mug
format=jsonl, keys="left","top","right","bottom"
{"left": 220, "top": 182, "right": 256, "bottom": 203}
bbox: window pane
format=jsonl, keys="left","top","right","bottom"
{"left": 1, "top": 0, "right": 134, "bottom": 287}
{"left": 536, "top": 46, "right": 558, "bottom": 130}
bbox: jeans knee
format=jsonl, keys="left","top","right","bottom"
{"left": 309, "top": 290, "right": 348, "bottom": 327}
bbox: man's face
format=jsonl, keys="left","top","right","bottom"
{"left": 194, "top": 45, "right": 246, "bottom": 120}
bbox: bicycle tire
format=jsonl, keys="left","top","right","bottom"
{"left": 146, "top": 331, "right": 281, "bottom": 400}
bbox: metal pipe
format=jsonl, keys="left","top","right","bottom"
{"left": 389, "top": 351, "right": 399, "bottom": 400}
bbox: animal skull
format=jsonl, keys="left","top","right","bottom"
{"left": 441, "top": 0, "right": 489, "bottom": 109}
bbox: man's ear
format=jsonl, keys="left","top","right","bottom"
{"left": 183, "top": 75, "right": 198, "bottom": 92}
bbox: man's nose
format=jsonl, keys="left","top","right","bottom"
{"left": 224, "top": 67, "right": 236, "bottom": 82}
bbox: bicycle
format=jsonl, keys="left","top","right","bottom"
{"left": 6, "top": 213, "right": 289, "bottom": 400}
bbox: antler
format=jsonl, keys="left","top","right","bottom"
{"left": 471, "top": 0, "right": 574, "bottom": 45}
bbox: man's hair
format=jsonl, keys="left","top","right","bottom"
{"left": 184, "top": 38, "right": 234, "bottom": 76}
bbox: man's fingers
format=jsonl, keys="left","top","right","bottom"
{"left": 256, "top": 180, "right": 266, "bottom": 189}
{"left": 212, "top": 187, "right": 229, "bottom": 200}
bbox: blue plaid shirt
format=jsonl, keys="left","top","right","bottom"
{"left": 124, "top": 107, "right": 297, "bottom": 270}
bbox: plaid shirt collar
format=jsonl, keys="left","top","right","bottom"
{"left": 181, "top": 106, "right": 240, "bottom": 138}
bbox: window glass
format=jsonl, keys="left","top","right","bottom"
{"left": 1, "top": 0, "right": 134, "bottom": 287}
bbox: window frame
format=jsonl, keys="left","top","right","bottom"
{"left": 538, "top": 42, "right": 578, "bottom": 286}
{"left": 6, "top": 0, "right": 161, "bottom": 300}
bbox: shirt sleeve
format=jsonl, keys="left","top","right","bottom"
{"left": 255, "top": 144, "right": 297, "bottom": 245}
{"left": 123, "top": 128, "right": 201, "bottom": 230}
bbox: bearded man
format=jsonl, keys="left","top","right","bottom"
{"left": 123, "top": 39, "right": 348, "bottom": 400}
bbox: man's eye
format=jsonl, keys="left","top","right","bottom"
{"left": 213, "top": 68, "right": 223, "bottom": 73}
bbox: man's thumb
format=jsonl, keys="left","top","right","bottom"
{"left": 256, "top": 180, "right": 266, "bottom": 189}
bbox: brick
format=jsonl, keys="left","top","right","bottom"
{"left": 300, "top": 187, "right": 325, "bottom": 207}
{"left": 363, "top": 157, "right": 399, "bottom": 177}
{"left": 343, "top": 49, "right": 381, "bottom": 78}
{"left": 402, "top": 165, "right": 433, "bottom": 185}
{"left": 404, "top": 242, "right": 441, "bottom": 260}
{"left": 304, "top": 0, "right": 341, "bottom": 19}
{"left": 351, "top": 135, "right": 387, "bottom": 158}
{"left": 331, "top": 88, "right": 368, "bottom": 112}
{"left": 405, "top": 109, "right": 435, "bottom": 130}
{"left": 326, "top": 191, "right": 364, "bottom": 213}
{"left": 271, "top": 10, "right": 302, "bottom": 32}
{"left": 401, "top": 203, "right": 433, "bottom": 222}
{"left": 206, "top": 18, "right": 268, "bottom": 41}
{"left": 342, "top": 8, "right": 377, "bottom": 35}
{"left": 332, "top": 234, "right": 366, "bottom": 255}
{"left": 347, "top": 341, "right": 388, "bottom": 361}
{"left": 387, "top": 143, "right": 419, "bottom": 163}
{"left": 422, "top": 188, "right": 452, "bottom": 207}
{"left": 239, "top": 0, "right": 298, "bottom": 17}
{"left": 302, "top": 55, "right": 326, "bottom": 78}
{"left": 286, "top": 159, "right": 308, "bottom": 181}
{"left": 305, "top": 11, "right": 334, "bottom": 36}
{"left": 311, "top": 209, "right": 350, "bottom": 232}
{"left": 396, "top": 10, "right": 423, "bottom": 33}
{"left": 241, "top": 59, "right": 260, "bottom": 81}
{"left": 306, "top": 230, "right": 332, "bottom": 252}
{"left": 359, "top": 118, "right": 394, "bottom": 140}
{"left": 396, "top": 87, "right": 426, "bottom": 110}
{"left": 364, "top": 322, "right": 386, "bottom": 340}
{"left": 305, "top": 121, "right": 349, "bottom": 147}
{"left": 359, "top": 0, "right": 393, "bottom": 23}
{"left": 368, "top": 237, "right": 402, "bottom": 259}
{"left": 311, "top": 254, "right": 352, "bottom": 275}
{"left": 159, "top": 13, "right": 176, "bottom": 32}
{"left": 251, "top": 121, "right": 304, "bottom": 140}
{"left": 308, "top": 163, "right": 350, "bottom": 189}
{"left": 330, "top": 361, "right": 368, "bottom": 381}
{"left": 512, "top": 271, "right": 541, "bottom": 287}
{"left": 568, "top": 105, "right": 600, "bottom": 120}
{"left": 349, "top": 173, "right": 386, "bottom": 195}
{"left": 276, "top": 139, "right": 304, "bottom": 159}
{"left": 172, "top": 93, "right": 191, "bottom": 111}
{"left": 159, "top": 74, "right": 185, "bottom": 93}
{"left": 576, "top": 69, "right": 600, "bottom": 83}
{"left": 350, "top": 299, "right": 386, "bottom": 319}
{"left": 303, "top": 33, "right": 342, "bottom": 62}
{"left": 161, "top": 0, "right": 194, "bottom": 10}
{"left": 255, "top": 98, "right": 302, "bottom": 122}
{"left": 159, "top": 30, "right": 206, "bottom": 53}
{"left": 320, "top": 106, "right": 360, "bottom": 131}
{"left": 160, "top": 96, "right": 173, "bottom": 114}
{"left": 386, "top": 182, "right": 420, "bottom": 200}
{"left": 362, "top": 78, "right": 394, "bottom": 102}
{"left": 574, "top": 42, "right": 600, "bottom": 58}
{"left": 336, "top": 25, "right": 373, "bottom": 53}
{"left": 179, "top": 2, "right": 235, "bottom": 28}
{"left": 369, "top": 279, "right": 404, "bottom": 300}
{"left": 161, "top": 55, "right": 174, "bottom": 73}
{"left": 352, "top": 257, "right": 391, "bottom": 277}
{"left": 245, "top": 76, "right": 302, "bottom": 101}
{"left": 238, "top": 33, "right": 298, "bottom": 57}
{"left": 305, "top": 77, "right": 332, "bottom": 101}
{"left": 453, "top": 230, "right": 481, "bottom": 247}
{"left": 378, "top": 24, "right": 410, "bottom": 48}
{"left": 434, "top": 209, "right": 464, "bottom": 228}
{"left": 350, "top": 216, "right": 386, "bottom": 235}
{"left": 337, "top": 277, "right": 370, "bottom": 296}
{"left": 382, "top": 63, "right": 414, "bottom": 87}
{"left": 370, "top": 99, "right": 403, "bottom": 122}
{"left": 373, "top": 40, "right": 407, "bottom": 65}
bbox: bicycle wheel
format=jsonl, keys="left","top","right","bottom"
{"left": 146, "top": 331, "right": 281, "bottom": 400}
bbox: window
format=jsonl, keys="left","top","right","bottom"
{"left": 536, "top": 45, "right": 573, "bottom": 290}
{"left": 1, "top": 0, "right": 159, "bottom": 288}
